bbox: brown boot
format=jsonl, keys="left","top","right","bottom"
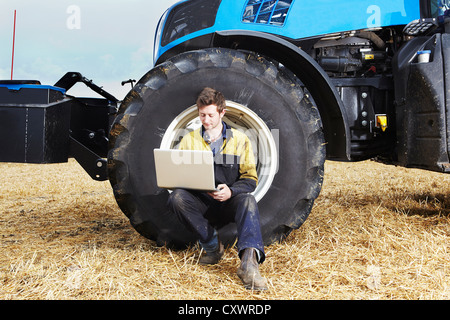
{"left": 237, "top": 248, "right": 268, "bottom": 290}
{"left": 199, "top": 242, "right": 224, "bottom": 265}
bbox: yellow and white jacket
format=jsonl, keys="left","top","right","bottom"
{"left": 178, "top": 122, "right": 258, "bottom": 196}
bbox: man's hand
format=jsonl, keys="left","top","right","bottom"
{"left": 208, "top": 184, "right": 232, "bottom": 202}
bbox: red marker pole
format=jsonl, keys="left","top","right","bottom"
{"left": 11, "top": 10, "right": 16, "bottom": 80}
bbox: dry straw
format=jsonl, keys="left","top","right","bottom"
{"left": 0, "top": 159, "right": 448, "bottom": 299}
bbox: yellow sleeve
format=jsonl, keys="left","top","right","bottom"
{"left": 238, "top": 134, "right": 258, "bottom": 186}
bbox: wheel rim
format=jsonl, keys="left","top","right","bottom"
{"left": 160, "top": 101, "right": 278, "bottom": 202}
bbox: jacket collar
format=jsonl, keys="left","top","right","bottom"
{"left": 201, "top": 121, "right": 233, "bottom": 143}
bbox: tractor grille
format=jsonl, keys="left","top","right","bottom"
{"left": 242, "top": 0, "right": 294, "bottom": 26}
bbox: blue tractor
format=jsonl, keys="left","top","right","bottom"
{"left": 108, "top": 0, "right": 450, "bottom": 247}
{"left": 2, "top": 1, "right": 449, "bottom": 248}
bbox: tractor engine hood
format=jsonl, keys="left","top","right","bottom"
{"left": 154, "top": 0, "right": 421, "bottom": 63}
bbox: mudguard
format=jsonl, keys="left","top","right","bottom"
{"left": 393, "top": 33, "right": 450, "bottom": 172}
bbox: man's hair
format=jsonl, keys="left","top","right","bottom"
{"left": 196, "top": 87, "right": 226, "bottom": 113}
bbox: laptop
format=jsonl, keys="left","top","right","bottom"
{"left": 153, "top": 149, "right": 218, "bottom": 191}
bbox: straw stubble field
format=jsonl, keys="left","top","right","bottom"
{"left": 0, "top": 159, "right": 449, "bottom": 300}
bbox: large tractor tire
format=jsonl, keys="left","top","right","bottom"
{"left": 108, "top": 48, "right": 325, "bottom": 249}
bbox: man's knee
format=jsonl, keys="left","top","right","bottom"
{"left": 233, "top": 193, "right": 258, "bottom": 208}
{"left": 167, "top": 189, "right": 192, "bottom": 211}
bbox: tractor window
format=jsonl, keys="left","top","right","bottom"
{"left": 430, "top": 0, "right": 449, "bottom": 17}
{"left": 161, "top": 0, "right": 221, "bottom": 47}
{"left": 242, "top": 0, "right": 294, "bottom": 26}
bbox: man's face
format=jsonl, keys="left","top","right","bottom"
{"left": 198, "top": 104, "right": 225, "bottom": 131}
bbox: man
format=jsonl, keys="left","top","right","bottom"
{"left": 167, "top": 87, "right": 267, "bottom": 290}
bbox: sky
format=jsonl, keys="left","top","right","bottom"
{"left": 0, "top": 0, "right": 181, "bottom": 100}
